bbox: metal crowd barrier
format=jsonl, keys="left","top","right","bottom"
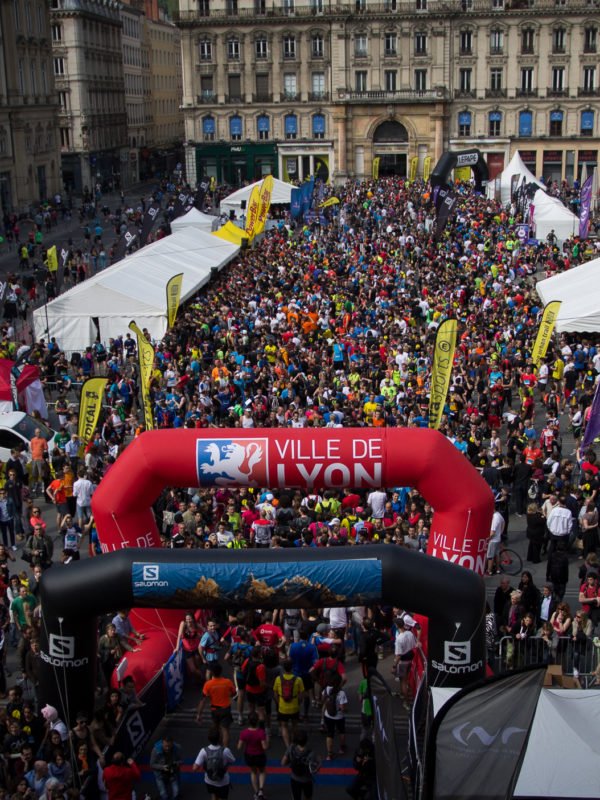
{"left": 495, "top": 635, "right": 600, "bottom": 687}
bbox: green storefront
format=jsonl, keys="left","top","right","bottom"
{"left": 194, "top": 142, "right": 278, "bottom": 185}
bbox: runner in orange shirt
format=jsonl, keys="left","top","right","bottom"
{"left": 196, "top": 663, "right": 237, "bottom": 747}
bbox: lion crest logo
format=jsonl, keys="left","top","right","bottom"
{"left": 196, "top": 439, "right": 268, "bottom": 487}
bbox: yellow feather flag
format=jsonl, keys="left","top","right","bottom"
{"left": 244, "top": 184, "right": 261, "bottom": 240}
{"left": 429, "top": 319, "right": 457, "bottom": 430}
{"left": 423, "top": 156, "right": 432, "bottom": 183}
{"left": 47, "top": 245, "right": 58, "bottom": 273}
{"left": 409, "top": 156, "right": 418, "bottom": 183}
{"left": 78, "top": 377, "right": 107, "bottom": 446}
{"left": 166, "top": 273, "right": 184, "bottom": 329}
{"left": 372, "top": 157, "right": 380, "bottom": 180}
{"left": 254, "top": 175, "right": 274, "bottom": 236}
{"left": 531, "top": 301, "right": 562, "bottom": 366}
{"left": 129, "top": 321, "right": 155, "bottom": 431}
{"left": 320, "top": 197, "right": 340, "bottom": 208}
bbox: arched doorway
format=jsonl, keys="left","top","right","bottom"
{"left": 373, "top": 120, "right": 409, "bottom": 177}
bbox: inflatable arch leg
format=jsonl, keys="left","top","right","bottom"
{"left": 39, "top": 546, "right": 486, "bottom": 723}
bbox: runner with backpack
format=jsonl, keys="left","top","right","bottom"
{"left": 273, "top": 657, "right": 305, "bottom": 747}
{"left": 281, "top": 729, "right": 321, "bottom": 800}
{"left": 322, "top": 673, "right": 348, "bottom": 761}
{"left": 225, "top": 626, "right": 253, "bottom": 725}
{"left": 242, "top": 646, "right": 268, "bottom": 727}
{"left": 192, "top": 726, "right": 235, "bottom": 800}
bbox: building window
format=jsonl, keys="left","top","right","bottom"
{"left": 228, "top": 74, "right": 241, "bottom": 101}
{"left": 385, "top": 32, "right": 397, "bottom": 56}
{"left": 312, "top": 72, "right": 325, "bottom": 97}
{"left": 414, "top": 69, "right": 427, "bottom": 92}
{"left": 552, "top": 28, "right": 565, "bottom": 53}
{"left": 521, "top": 67, "right": 533, "bottom": 93}
{"left": 199, "top": 40, "right": 212, "bottom": 61}
{"left": 255, "top": 0, "right": 266, "bottom": 13}
{"left": 459, "top": 68, "right": 472, "bottom": 93}
{"left": 198, "top": 0, "right": 210, "bottom": 14}
{"left": 581, "top": 110, "right": 594, "bottom": 136}
{"left": 255, "top": 37, "right": 267, "bottom": 59}
{"left": 225, "top": 0, "right": 237, "bottom": 13}
{"left": 490, "top": 29, "right": 503, "bottom": 53}
{"left": 230, "top": 116, "right": 242, "bottom": 140}
{"left": 583, "top": 66, "right": 596, "bottom": 92}
{"left": 282, "top": 0, "right": 295, "bottom": 14}
{"left": 285, "top": 114, "right": 297, "bottom": 139}
{"left": 488, "top": 111, "right": 501, "bottom": 136}
{"left": 284, "top": 73, "right": 297, "bottom": 98}
{"left": 584, "top": 27, "right": 597, "bottom": 53}
{"left": 521, "top": 28, "right": 534, "bottom": 53}
{"left": 59, "top": 127, "right": 70, "bottom": 148}
{"left": 18, "top": 60, "right": 25, "bottom": 94}
{"left": 458, "top": 111, "right": 471, "bottom": 136}
{"left": 14, "top": 0, "right": 20, "bottom": 30}
{"left": 355, "top": 34, "right": 367, "bottom": 57}
{"left": 203, "top": 116, "right": 215, "bottom": 141}
{"left": 283, "top": 36, "right": 296, "bottom": 58}
{"left": 491, "top": 0, "right": 504, "bottom": 9}
{"left": 200, "top": 75, "right": 213, "bottom": 101}
{"left": 311, "top": 0, "right": 324, "bottom": 11}
{"left": 549, "top": 110, "right": 563, "bottom": 136}
{"left": 414, "top": 32, "right": 427, "bottom": 55}
{"left": 384, "top": 70, "right": 397, "bottom": 91}
{"left": 552, "top": 66, "right": 564, "bottom": 92}
{"left": 257, "top": 115, "right": 270, "bottom": 139}
{"left": 459, "top": 30, "right": 472, "bottom": 54}
{"left": 53, "top": 57, "right": 65, "bottom": 76}
{"left": 30, "top": 61, "right": 37, "bottom": 95}
{"left": 51, "top": 23, "right": 62, "bottom": 42}
{"left": 255, "top": 73, "right": 269, "bottom": 100}
{"left": 519, "top": 110, "right": 532, "bottom": 136}
{"left": 227, "top": 39, "right": 240, "bottom": 60}
{"left": 312, "top": 34, "right": 324, "bottom": 58}
{"left": 355, "top": 70, "right": 367, "bottom": 91}
{"left": 313, "top": 114, "right": 325, "bottom": 139}
{"left": 490, "top": 68, "right": 502, "bottom": 91}
{"left": 415, "top": 0, "right": 427, "bottom": 10}
{"left": 41, "top": 61, "right": 47, "bottom": 94}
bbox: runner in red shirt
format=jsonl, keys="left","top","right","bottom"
{"left": 252, "top": 611, "right": 285, "bottom": 652}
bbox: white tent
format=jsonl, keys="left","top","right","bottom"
{"left": 536, "top": 257, "right": 600, "bottom": 332}
{"left": 33, "top": 228, "right": 240, "bottom": 353}
{"left": 220, "top": 178, "right": 293, "bottom": 217}
{"left": 532, "top": 189, "right": 579, "bottom": 245}
{"left": 170, "top": 207, "right": 218, "bottom": 233}
{"left": 499, "top": 151, "right": 545, "bottom": 206}
{"left": 431, "top": 688, "right": 600, "bottom": 798}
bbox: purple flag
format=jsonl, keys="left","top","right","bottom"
{"left": 579, "top": 174, "right": 594, "bottom": 239}
{"left": 582, "top": 378, "right": 600, "bottom": 452}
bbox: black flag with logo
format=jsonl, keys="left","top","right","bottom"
{"left": 424, "top": 667, "right": 545, "bottom": 800}
{"left": 434, "top": 192, "right": 458, "bottom": 242}
{"left": 113, "top": 225, "right": 138, "bottom": 263}
{"left": 369, "top": 670, "right": 406, "bottom": 800}
{"left": 140, "top": 202, "right": 161, "bottom": 245}
{"left": 172, "top": 191, "right": 190, "bottom": 220}
{"left": 195, "top": 178, "right": 211, "bottom": 211}
{"left": 57, "top": 241, "right": 69, "bottom": 292}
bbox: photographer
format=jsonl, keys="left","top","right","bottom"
{"left": 150, "top": 737, "right": 183, "bottom": 800}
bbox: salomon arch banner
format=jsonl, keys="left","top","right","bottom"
{"left": 39, "top": 545, "right": 486, "bottom": 724}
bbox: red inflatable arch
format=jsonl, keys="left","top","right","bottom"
{"left": 92, "top": 428, "right": 493, "bottom": 688}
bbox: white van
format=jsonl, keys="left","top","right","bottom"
{"left": 0, "top": 412, "right": 57, "bottom": 464}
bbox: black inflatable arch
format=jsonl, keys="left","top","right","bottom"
{"left": 430, "top": 149, "right": 490, "bottom": 193}
{"left": 39, "top": 546, "right": 485, "bottom": 723}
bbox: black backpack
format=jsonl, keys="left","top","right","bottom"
{"left": 322, "top": 658, "right": 340, "bottom": 686}
{"left": 205, "top": 746, "right": 226, "bottom": 781}
{"left": 290, "top": 745, "right": 310, "bottom": 777}
{"left": 243, "top": 658, "right": 260, "bottom": 688}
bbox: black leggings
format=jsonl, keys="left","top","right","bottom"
{"left": 291, "top": 778, "right": 313, "bottom": 800}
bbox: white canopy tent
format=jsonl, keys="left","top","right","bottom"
{"left": 219, "top": 178, "right": 293, "bottom": 217}
{"left": 497, "top": 151, "right": 545, "bottom": 205}
{"left": 32, "top": 228, "right": 240, "bottom": 353}
{"left": 170, "top": 207, "right": 218, "bottom": 233}
{"left": 532, "top": 189, "right": 579, "bottom": 245}
{"left": 431, "top": 688, "right": 600, "bottom": 798}
{"left": 536, "top": 257, "right": 600, "bottom": 332}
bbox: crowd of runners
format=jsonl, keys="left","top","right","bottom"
{"left": 0, "top": 174, "right": 598, "bottom": 799}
